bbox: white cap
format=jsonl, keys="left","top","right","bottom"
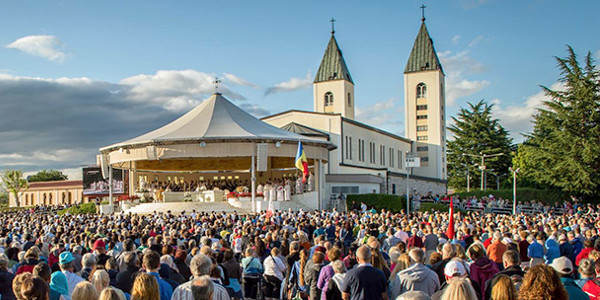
{"left": 444, "top": 260, "right": 467, "bottom": 277}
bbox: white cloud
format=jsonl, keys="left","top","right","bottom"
{"left": 356, "top": 97, "right": 403, "bottom": 134}
{"left": 452, "top": 35, "right": 461, "bottom": 45}
{"left": 493, "top": 82, "right": 566, "bottom": 141}
{"left": 120, "top": 70, "right": 246, "bottom": 112}
{"left": 6, "top": 35, "right": 67, "bottom": 62}
{"left": 0, "top": 149, "right": 89, "bottom": 167}
{"left": 595, "top": 49, "right": 600, "bottom": 60}
{"left": 438, "top": 50, "right": 490, "bottom": 105}
{"left": 223, "top": 73, "right": 259, "bottom": 89}
{"left": 264, "top": 72, "right": 312, "bottom": 96}
{"left": 468, "top": 35, "right": 484, "bottom": 48}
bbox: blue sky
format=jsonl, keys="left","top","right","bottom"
{"left": 0, "top": 0, "right": 599, "bottom": 179}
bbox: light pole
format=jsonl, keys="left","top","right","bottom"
{"left": 509, "top": 167, "right": 520, "bottom": 215}
{"left": 463, "top": 152, "right": 505, "bottom": 191}
{"left": 460, "top": 164, "right": 471, "bottom": 192}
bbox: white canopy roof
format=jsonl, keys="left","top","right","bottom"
{"left": 101, "top": 93, "right": 334, "bottom": 152}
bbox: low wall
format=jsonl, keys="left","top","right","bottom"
{"left": 227, "top": 191, "right": 319, "bottom": 212}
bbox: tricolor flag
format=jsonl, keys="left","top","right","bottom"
{"left": 447, "top": 196, "right": 455, "bottom": 240}
{"left": 295, "top": 140, "right": 309, "bottom": 183}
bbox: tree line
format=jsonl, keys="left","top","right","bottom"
{"left": 448, "top": 46, "right": 599, "bottom": 199}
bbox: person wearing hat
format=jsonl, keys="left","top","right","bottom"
{"left": 551, "top": 256, "right": 590, "bottom": 300}
{"left": 430, "top": 258, "right": 472, "bottom": 300}
{"left": 93, "top": 239, "right": 110, "bottom": 266}
{"left": 59, "top": 251, "right": 84, "bottom": 296}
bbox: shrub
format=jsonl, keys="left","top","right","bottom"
{"left": 346, "top": 194, "right": 407, "bottom": 212}
{"left": 57, "top": 202, "right": 96, "bottom": 215}
{"left": 418, "top": 202, "right": 465, "bottom": 214}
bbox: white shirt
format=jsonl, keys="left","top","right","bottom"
{"left": 62, "top": 271, "right": 84, "bottom": 296}
{"left": 264, "top": 255, "right": 286, "bottom": 281}
{"left": 171, "top": 279, "right": 229, "bottom": 300}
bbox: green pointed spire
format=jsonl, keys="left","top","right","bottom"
{"left": 314, "top": 34, "right": 354, "bottom": 84}
{"left": 404, "top": 22, "right": 444, "bottom": 74}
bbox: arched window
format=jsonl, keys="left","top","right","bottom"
{"left": 416, "top": 83, "right": 427, "bottom": 98}
{"left": 324, "top": 92, "right": 334, "bottom": 107}
{"left": 347, "top": 93, "right": 352, "bottom": 106}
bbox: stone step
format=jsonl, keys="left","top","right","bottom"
{"left": 123, "top": 201, "right": 249, "bottom": 215}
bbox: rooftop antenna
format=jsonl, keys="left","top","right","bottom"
{"left": 213, "top": 76, "right": 222, "bottom": 95}
{"left": 420, "top": 4, "right": 427, "bottom": 22}
{"left": 330, "top": 17, "right": 336, "bottom": 35}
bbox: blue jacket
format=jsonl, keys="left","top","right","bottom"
{"left": 528, "top": 241, "right": 544, "bottom": 259}
{"left": 561, "top": 277, "right": 590, "bottom": 300}
{"left": 147, "top": 272, "right": 173, "bottom": 300}
{"left": 545, "top": 239, "right": 560, "bottom": 264}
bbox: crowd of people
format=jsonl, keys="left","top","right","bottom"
{"left": 0, "top": 197, "right": 599, "bottom": 300}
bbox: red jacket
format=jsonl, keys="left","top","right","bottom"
{"left": 577, "top": 247, "right": 595, "bottom": 266}
{"left": 584, "top": 278, "right": 600, "bottom": 300}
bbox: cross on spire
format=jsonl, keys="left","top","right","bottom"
{"left": 330, "top": 18, "right": 336, "bottom": 35}
{"left": 213, "top": 76, "right": 222, "bottom": 95}
{"left": 420, "top": 4, "right": 427, "bottom": 22}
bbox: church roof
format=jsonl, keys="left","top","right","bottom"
{"left": 280, "top": 122, "right": 330, "bottom": 139}
{"left": 314, "top": 34, "right": 354, "bottom": 84}
{"left": 101, "top": 93, "right": 334, "bottom": 151}
{"left": 404, "top": 22, "right": 444, "bottom": 74}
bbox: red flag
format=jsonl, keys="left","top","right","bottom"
{"left": 447, "top": 197, "right": 455, "bottom": 240}
{"left": 265, "top": 200, "right": 274, "bottom": 219}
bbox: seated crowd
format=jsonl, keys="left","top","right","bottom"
{"left": 0, "top": 198, "right": 599, "bottom": 300}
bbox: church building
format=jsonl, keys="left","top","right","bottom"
{"left": 262, "top": 16, "right": 447, "bottom": 201}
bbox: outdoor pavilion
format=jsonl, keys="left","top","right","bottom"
{"left": 98, "top": 92, "right": 335, "bottom": 212}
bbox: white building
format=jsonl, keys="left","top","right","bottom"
{"left": 262, "top": 17, "right": 447, "bottom": 203}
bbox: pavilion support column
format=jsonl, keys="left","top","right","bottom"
{"left": 316, "top": 159, "right": 322, "bottom": 211}
{"left": 109, "top": 165, "right": 113, "bottom": 208}
{"left": 251, "top": 150, "right": 256, "bottom": 213}
{"left": 129, "top": 161, "right": 136, "bottom": 196}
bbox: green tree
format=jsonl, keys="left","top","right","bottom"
{"left": 27, "top": 169, "right": 68, "bottom": 182}
{"left": 0, "top": 170, "right": 29, "bottom": 207}
{"left": 515, "top": 47, "right": 600, "bottom": 197}
{"left": 447, "top": 100, "right": 513, "bottom": 190}
{"left": 0, "top": 189, "right": 8, "bottom": 205}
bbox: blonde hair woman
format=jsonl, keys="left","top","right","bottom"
{"left": 490, "top": 274, "right": 517, "bottom": 300}
{"left": 72, "top": 281, "right": 99, "bottom": 300}
{"left": 131, "top": 273, "right": 160, "bottom": 300}
{"left": 91, "top": 270, "right": 110, "bottom": 294}
{"left": 440, "top": 277, "right": 478, "bottom": 300}
{"left": 99, "top": 287, "right": 126, "bottom": 300}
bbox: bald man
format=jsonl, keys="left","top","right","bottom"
{"left": 341, "top": 245, "right": 388, "bottom": 300}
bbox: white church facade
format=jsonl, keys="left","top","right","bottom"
{"left": 263, "top": 18, "right": 447, "bottom": 202}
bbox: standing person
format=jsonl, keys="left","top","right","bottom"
{"left": 72, "top": 282, "right": 99, "bottom": 300}
{"left": 141, "top": 251, "right": 173, "bottom": 300}
{"left": 317, "top": 247, "right": 342, "bottom": 300}
{"left": 20, "top": 276, "right": 51, "bottom": 300}
{"left": 489, "top": 274, "right": 517, "bottom": 300}
{"left": 439, "top": 277, "right": 478, "bottom": 300}
{"left": 518, "top": 264, "right": 568, "bottom": 300}
{"left": 486, "top": 233, "right": 507, "bottom": 271}
{"left": 527, "top": 233, "right": 545, "bottom": 267}
{"left": 468, "top": 243, "right": 499, "bottom": 299}
{"left": 304, "top": 252, "right": 326, "bottom": 300}
{"left": 551, "top": 256, "right": 590, "bottom": 300}
{"left": 423, "top": 227, "right": 439, "bottom": 264}
{"left": 431, "top": 243, "right": 456, "bottom": 284}
{"left": 340, "top": 245, "right": 388, "bottom": 300}
{"left": 131, "top": 273, "right": 160, "bottom": 300}
{"left": 60, "top": 252, "right": 84, "bottom": 297}
{"left": 0, "top": 254, "right": 15, "bottom": 300}
{"left": 393, "top": 248, "right": 440, "bottom": 297}
{"left": 115, "top": 252, "right": 139, "bottom": 294}
{"left": 325, "top": 261, "right": 347, "bottom": 300}
{"left": 263, "top": 248, "right": 287, "bottom": 300}
{"left": 171, "top": 254, "right": 230, "bottom": 300}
